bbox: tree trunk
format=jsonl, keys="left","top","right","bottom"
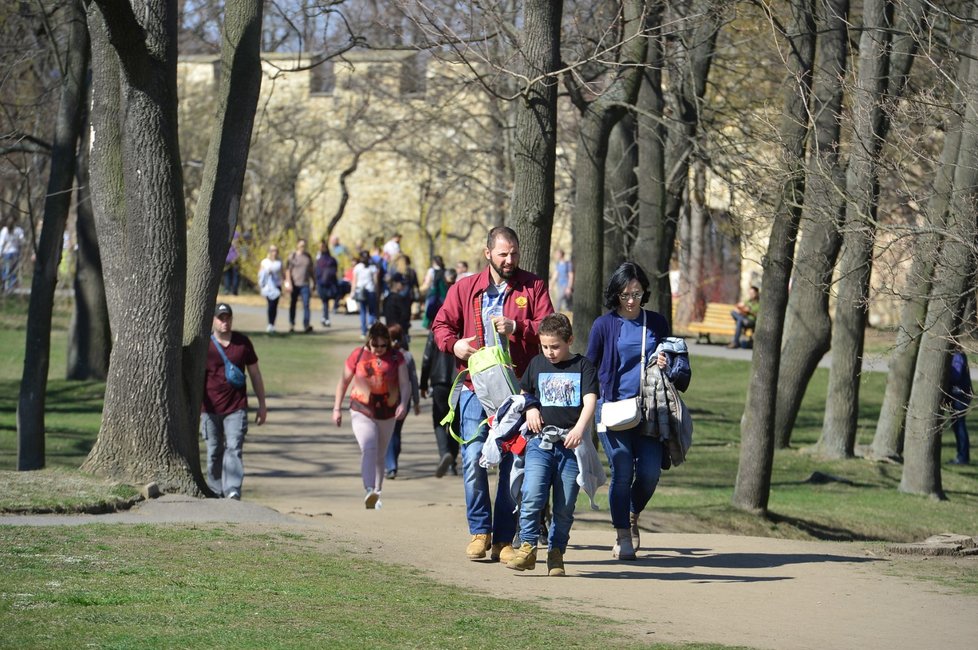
{"left": 81, "top": 1, "right": 197, "bottom": 491}
{"left": 732, "top": 0, "right": 815, "bottom": 515}
{"left": 81, "top": 1, "right": 263, "bottom": 494}
{"left": 678, "top": 159, "right": 708, "bottom": 328}
{"left": 818, "top": 0, "right": 891, "bottom": 458}
{"left": 871, "top": 116, "right": 962, "bottom": 460}
{"left": 182, "top": 0, "right": 265, "bottom": 452}
{"left": 605, "top": 116, "right": 638, "bottom": 281}
{"left": 901, "top": 15, "right": 978, "bottom": 498}
{"left": 68, "top": 81, "right": 112, "bottom": 382}
{"left": 16, "top": 0, "right": 88, "bottom": 470}
{"left": 634, "top": 2, "right": 667, "bottom": 312}
{"left": 773, "top": 0, "right": 849, "bottom": 449}
{"left": 507, "top": 0, "right": 562, "bottom": 281}
{"left": 571, "top": 0, "right": 648, "bottom": 351}
{"left": 636, "top": 0, "right": 720, "bottom": 317}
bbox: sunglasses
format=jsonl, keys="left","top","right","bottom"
{"left": 618, "top": 291, "right": 643, "bottom": 301}
{"left": 369, "top": 341, "right": 389, "bottom": 349}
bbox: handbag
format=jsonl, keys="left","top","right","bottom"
{"left": 600, "top": 314, "right": 647, "bottom": 431}
{"left": 211, "top": 335, "right": 247, "bottom": 388}
{"left": 601, "top": 396, "right": 642, "bottom": 431}
{"left": 354, "top": 286, "right": 367, "bottom": 302}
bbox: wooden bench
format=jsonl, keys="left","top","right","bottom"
{"left": 685, "top": 302, "right": 753, "bottom": 345}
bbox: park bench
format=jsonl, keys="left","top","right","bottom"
{"left": 685, "top": 302, "right": 753, "bottom": 345}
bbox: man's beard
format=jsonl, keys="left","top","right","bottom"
{"left": 490, "top": 258, "right": 516, "bottom": 280}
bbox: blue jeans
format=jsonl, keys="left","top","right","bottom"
{"left": 200, "top": 409, "right": 248, "bottom": 497}
{"left": 950, "top": 395, "right": 971, "bottom": 463}
{"left": 731, "top": 311, "right": 754, "bottom": 347}
{"left": 385, "top": 417, "right": 405, "bottom": 473}
{"left": 519, "top": 436, "right": 580, "bottom": 552}
{"left": 290, "top": 285, "right": 311, "bottom": 329}
{"left": 599, "top": 424, "right": 663, "bottom": 529}
{"left": 358, "top": 290, "right": 377, "bottom": 335}
{"left": 459, "top": 389, "right": 516, "bottom": 540}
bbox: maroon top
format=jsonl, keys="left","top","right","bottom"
{"left": 431, "top": 266, "right": 553, "bottom": 381}
{"left": 202, "top": 332, "right": 258, "bottom": 415}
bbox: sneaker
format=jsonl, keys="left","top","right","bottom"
{"left": 289, "top": 326, "right": 295, "bottom": 333}
{"left": 466, "top": 533, "right": 491, "bottom": 560}
{"left": 386, "top": 469, "right": 397, "bottom": 479}
{"left": 304, "top": 325, "right": 314, "bottom": 333}
{"left": 226, "top": 491, "right": 240, "bottom": 501}
{"left": 321, "top": 318, "right": 328, "bottom": 327}
{"left": 947, "top": 458, "right": 969, "bottom": 465}
{"left": 266, "top": 324, "right": 274, "bottom": 333}
{"left": 364, "top": 488, "right": 380, "bottom": 509}
{"left": 547, "top": 548, "right": 565, "bottom": 576}
{"left": 435, "top": 452, "right": 453, "bottom": 478}
{"left": 491, "top": 543, "right": 516, "bottom": 563}
{"left": 506, "top": 542, "right": 537, "bottom": 571}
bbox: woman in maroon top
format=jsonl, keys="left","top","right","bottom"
{"left": 333, "top": 322, "right": 410, "bottom": 508}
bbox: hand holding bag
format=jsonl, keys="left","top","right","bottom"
{"left": 600, "top": 314, "right": 647, "bottom": 431}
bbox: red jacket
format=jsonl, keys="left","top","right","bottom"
{"left": 432, "top": 266, "right": 553, "bottom": 380}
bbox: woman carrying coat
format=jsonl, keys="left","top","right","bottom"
{"left": 585, "top": 262, "right": 690, "bottom": 561}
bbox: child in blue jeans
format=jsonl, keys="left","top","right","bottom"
{"left": 508, "top": 313, "right": 598, "bottom": 576}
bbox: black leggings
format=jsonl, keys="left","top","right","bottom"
{"left": 267, "top": 297, "right": 279, "bottom": 326}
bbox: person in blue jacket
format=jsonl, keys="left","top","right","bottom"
{"left": 946, "top": 345, "right": 972, "bottom": 465}
{"left": 585, "top": 262, "right": 690, "bottom": 561}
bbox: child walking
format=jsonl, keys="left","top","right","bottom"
{"left": 508, "top": 313, "right": 598, "bottom": 576}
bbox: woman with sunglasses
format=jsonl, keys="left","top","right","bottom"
{"left": 333, "top": 322, "right": 411, "bottom": 509}
{"left": 585, "top": 261, "right": 690, "bottom": 560}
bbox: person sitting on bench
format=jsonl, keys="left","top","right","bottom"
{"left": 728, "top": 285, "right": 759, "bottom": 349}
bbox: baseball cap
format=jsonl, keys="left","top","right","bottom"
{"left": 215, "top": 303, "right": 233, "bottom": 317}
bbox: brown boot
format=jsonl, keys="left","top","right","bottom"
{"left": 629, "top": 512, "right": 641, "bottom": 551}
{"left": 491, "top": 542, "right": 516, "bottom": 563}
{"left": 466, "top": 533, "right": 491, "bottom": 560}
{"left": 506, "top": 542, "right": 537, "bottom": 571}
{"left": 547, "top": 548, "right": 565, "bottom": 577}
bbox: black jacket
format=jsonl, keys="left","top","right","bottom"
{"left": 421, "top": 330, "right": 456, "bottom": 390}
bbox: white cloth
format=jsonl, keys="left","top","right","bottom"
{"left": 353, "top": 263, "right": 378, "bottom": 292}
{"left": 259, "top": 258, "right": 282, "bottom": 300}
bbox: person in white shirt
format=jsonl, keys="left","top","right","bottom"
{"left": 258, "top": 245, "right": 283, "bottom": 332}
{"left": 0, "top": 218, "right": 25, "bottom": 293}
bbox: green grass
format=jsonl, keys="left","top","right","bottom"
{"left": 0, "top": 525, "right": 664, "bottom": 649}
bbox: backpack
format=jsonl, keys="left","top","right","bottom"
{"left": 441, "top": 337, "right": 520, "bottom": 444}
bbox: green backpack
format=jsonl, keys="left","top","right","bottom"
{"left": 441, "top": 336, "right": 520, "bottom": 444}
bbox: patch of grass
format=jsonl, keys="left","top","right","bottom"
{"left": 0, "top": 524, "right": 656, "bottom": 649}
{"left": 0, "top": 469, "right": 138, "bottom": 512}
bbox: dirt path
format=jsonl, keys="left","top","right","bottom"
{"left": 215, "top": 304, "right": 973, "bottom": 650}
{"left": 5, "top": 301, "right": 974, "bottom": 648}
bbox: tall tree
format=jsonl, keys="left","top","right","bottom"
{"left": 772, "top": 0, "right": 849, "bottom": 449}
{"left": 732, "top": 0, "right": 815, "bottom": 514}
{"left": 67, "top": 96, "right": 112, "bottom": 382}
{"left": 901, "top": 14, "right": 978, "bottom": 497}
{"left": 870, "top": 108, "right": 962, "bottom": 460}
{"left": 507, "top": 0, "right": 562, "bottom": 281}
{"left": 634, "top": 0, "right": 721, "bottom": 318}
{"left": 817, "top": 0, "right": 893, "bottom": 457}
{"left": 16, "top": 0, "right": 89, "bottom": 470}
{"left": 80, "top": 0, "right": 264, "bottom": 493}
{"left": 569, "top": 0, "right": 649, "bottom": 349}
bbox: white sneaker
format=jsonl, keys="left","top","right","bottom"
{"left": 266, "top": 324, "right": 274, "bottom": 333}
{"left": 364, "top": 488, "right": 379, "bottom": 509}
{"left": 226, "top": 491, "right": 241, "bottom": 500}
